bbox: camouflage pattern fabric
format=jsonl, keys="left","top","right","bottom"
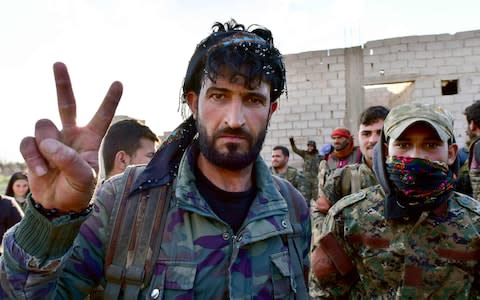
{"left": 1, "top": 114, "right": 311, "bottom": 300}
{"left": 317, "top": 147, "right": 363, "bottom": 189}
{"left": 457, "top": 158, "right": 473, "bottom": 196}
{"left": 311, "top": 185, "right": 480, "bottom": 299}
{"left": 309, "top": 160, "right": 378, "bottom": 297}
{"left": 290, "top": 141, "right": 321, "bottom": 201}
{"left": 321, "top": 160, "right": 377, "bottom": 205}
{"left": 270, "top": 165, "right": 308, "bottom": 201}
{"left": 469, "top": 137, "right": 480, "bottom": 200}
{"left": 0, "top": 148, "right": 311, "bottom": 299}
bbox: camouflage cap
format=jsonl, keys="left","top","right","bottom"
{"left": 307, "top": 140, "right": 316, "bottom": 146}
{"left": 384, "top": 103, "right": 455, "bottom": 143}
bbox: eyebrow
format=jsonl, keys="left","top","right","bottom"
{"left": 206, "top": 87, "right": 268, "bottom": 100}
{"left": 394, "top": 136, "right": 443, "bottom": 143}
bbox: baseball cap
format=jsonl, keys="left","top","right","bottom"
{"left": 383, "top": 103, "right": 455, "bottom": 143}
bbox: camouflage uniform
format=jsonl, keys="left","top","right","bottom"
{"left": 313, "top": 186, "right": 480, "bottom": 299}
{"left": 290, "top": 139, "right": 321, "bottom": 202}
{"left": 469, "top": 136, "right": 480, "bottom": 200}
{"left": 311, "top": 103, "right": 480, "bottom": 299}
{"left": 270, "top": 165, "right": 308, "bottom": 201}
{"left": 321, "top": 158, "right": 377, "bottom": 206}
{"left": 317, "top": 146, "right": 363, "bottom": 189}
{"left": 309, "top": 159, "right": 378, "bottom": 296}
{"left": 1, "top": 141, "right": 311, "bottom": 298}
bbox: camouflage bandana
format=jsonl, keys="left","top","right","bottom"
{"left": 386, "top": 156, "right": 455, "bottom": 207}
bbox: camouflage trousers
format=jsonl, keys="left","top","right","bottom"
{"left": 304, "top": 176, "right": 319, "bottom": 203}
{"left": 308, "top": 205, "right": 328, "bottom": 299}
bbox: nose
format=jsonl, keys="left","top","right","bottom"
{"left": 369, "top": 133, "right": 380, "bottom": 145}
{"left": 225, "top": 97, "right": 245, "bottom": 128}
{"left": 409, "top": 146, "right": 428, "bottom": 159}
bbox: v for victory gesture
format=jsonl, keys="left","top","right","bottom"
{"left": 20, "top": 62, "right": 122, "bottom": 213}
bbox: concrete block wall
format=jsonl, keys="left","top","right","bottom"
{"left": 263, "top": 49, "right": 348, "bottom": 168}
{"left": 262, "top": 29, "right": 480, "bottom": 168}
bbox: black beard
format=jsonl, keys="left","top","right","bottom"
{"left": 197, "top": 122, "right": 267, "bottom": 171}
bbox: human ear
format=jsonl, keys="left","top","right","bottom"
{"left": 115, "top": 151, "right": 130, "bottom": 170}
{"left": 447, "top": 143, "right": 458, "bottom": 166}
{"left": 186, "top": 92, "right": 198, "bottom": 119}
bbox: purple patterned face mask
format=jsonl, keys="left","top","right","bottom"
{"left": 385, "top": 156, "right": 454, "bottom": 205}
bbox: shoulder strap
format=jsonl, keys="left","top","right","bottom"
{"left": 103, "top": 166, "right": 171, "bottom": 299}
{"left": 350, "top": 167, "right": 361, "bottom": 194}
{"left": 318, "top": 160, "right": 328, "bottom": 188}
{"left": 272, "top": 176, "right": 308, "bottom": 299}
{"left": 339, "top": 164, "right": 361, "bottom": 197}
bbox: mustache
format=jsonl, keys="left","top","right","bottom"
{"left": 213, "top": 127, "right": 253, "bottom": 141}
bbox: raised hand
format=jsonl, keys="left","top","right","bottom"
{"left": 20, "top": 62, "right": 123, "bottom": 213}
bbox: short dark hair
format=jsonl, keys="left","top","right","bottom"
{"left": 102, "top": 119, "right": 159, "bottom": 176}
{"left": 5, "top": 171, "right": 29, "bottom": 197}
{"left": 182, "top": 19, "right": 286, "bottom": 104}
{"left": 464, "top": 100, "right": 480, "bottom": 125}
{"left": 273, "top": 145, "right": 289, "bottom": 157}
{"left": 359, "top": 105, "right": 390, "bottom": 126}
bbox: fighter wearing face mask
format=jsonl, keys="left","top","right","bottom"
{"left": 310, "top": 103, "right": 480, "bottom": 299}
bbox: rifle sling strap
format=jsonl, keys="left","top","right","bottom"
{"left": 104, "top": 166, "right": 171, "bottom": 299}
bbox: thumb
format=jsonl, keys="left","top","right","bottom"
{"left": 39, "top": 139, "right": 96, "bottom": 188}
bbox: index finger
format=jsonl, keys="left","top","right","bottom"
{"left": 86, "top": 81, "right": 123, "bottom": 137}
{"left": 54, "top": 62, "right": 77, "bottom": 129}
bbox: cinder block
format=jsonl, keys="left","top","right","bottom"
{"left": 308, "top": 120, "right": 324, "bottom": 128}
{"left": 433, "top": 49, "right": 453, "bottom": 58}
{"left": 436, "top": 34, "right": 454, "bottom": 41}
{"left": 301, "top": 128, "right": 318, "bottom": 136}
{"left": 293, "top": 121, "right": 308, "bottom": 129}
{"left": 286, "top": 114, "right": 301, "bottom": 121}
{"left": 327, "top": 79, "right": 345, "bottom": 88}
{"left": 444, "top": 40, "right": 463, "bottom": 49}
{"left": 465, "top": 38, "right": 480, "bottom": 47}
{"left": 418, "top": 35, "right": 436, "bottom": 42}
{"left": 445, "top": 57, "right": 465, "bottom": 66}
{"left": 426, "top": 42, "right": 445, "bottom": 50}
{"left": 301, "top": 112, "right": 316, "bottom": 121}
{"left": 408, "top": 43, "right": 426, "bottom": 51}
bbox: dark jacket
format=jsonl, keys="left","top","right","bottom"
{"left": 0, "top": 195, "right": 23, "bottom": 253}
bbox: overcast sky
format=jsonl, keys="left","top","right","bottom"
{"left": 1, "top": 0, "right": 479, "bottom": 162}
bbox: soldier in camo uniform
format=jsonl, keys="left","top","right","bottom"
{"left": 463, "top": 100, "right": 480, "bottom": 199}
{"left": 309, "top": 106, "right": 389, "bottom": 297}
{"left": 270, "top": 145, "right": 308, "bottom": 200}
{"left": 317, "top": 127, "right": 363, "bottom": 191}
{"left": 289, "top": 137, "right": 321, "bottom": 203}
{"left": 311, "top": 103, "right": 480, "bottom": 299}
{"left": 0, "top": 20, "right": 311, "bottom": 299}
{"left": 316, "top": 106, "right": 389, "bottom": 211}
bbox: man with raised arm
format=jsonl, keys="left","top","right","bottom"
{"left": 0, "top": 20, "right": 310, "bottom": 299}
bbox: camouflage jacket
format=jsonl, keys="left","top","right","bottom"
{"left": 314, "top": 185, "right": 480, "bottom": 299}
{"left": 270, "top": 165, "right": 308, "bottom": 199}
{"left": 0, "top": 148, "right": 311, "bottom": 299}
{"left": 469, "top": 137, "right": 480, "bottom": 200}
{"left": 317, "top": 147, "right": 363, "bottom": 188}
{"left": 290, "top": 141, "right": 321, "bottom": 179}
{"left": 321, "top": 159, "right": 377, "bottom": 205}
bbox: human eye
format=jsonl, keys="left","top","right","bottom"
{"left": 425, "top": 142, "right": 442, "bottom": 149}
{"left": 394, "top": 142, "right": 410, "bottom": 149}
{"left": 361, "top": 131, "right": 371, "bottom": 138}
{"left": 246, "top": 95, "right": 266, "bottom": 106}
{"left": 210, "top": 93, "right": 226, "bottom": 101}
